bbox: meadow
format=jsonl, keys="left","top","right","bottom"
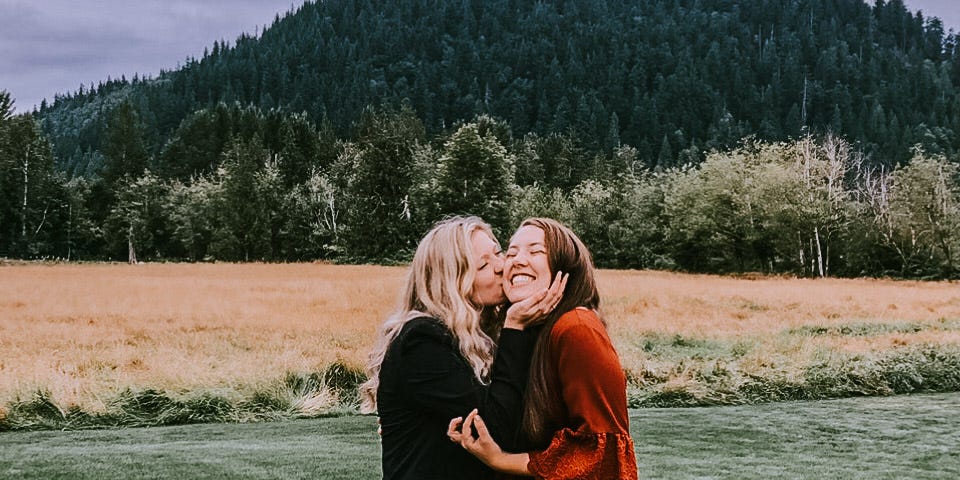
{"left": 1, "top": 393, "right": 957, "bottom": 479}
{"left": 1, "top": 262, "right": 959, "bottom": 429}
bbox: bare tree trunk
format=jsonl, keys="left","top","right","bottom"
{"left": 22, "top": 145, "right": 29, "bottom": 239}
{"left": 798, "top": 231, "right": 805, "bottom": 273}
{"left": 814, "top": 226, "right": 824, "bottom": 277}
{"left": 128, "top": 224, "right": 137, "bottom": 264}
{"left": 824, "top": 244, "right": 830, "bottom": 277}
{"left": 67, "top": 202, "right": 72, "bottom": 261}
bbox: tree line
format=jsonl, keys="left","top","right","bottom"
{"left": 36, "top": 0, "right": 960, "bottom": 179}
{"left": 2, "top": 95, "right": 958, "bottom": 278}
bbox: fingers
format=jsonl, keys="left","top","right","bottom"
{"left": 547, "top": 271, "right": 567, "bottom": 298}
{"left": 503, "top": 271, "right": 568, "bottom": 328}
{"left": 541, "top": 271, "right": 567, "bottom": 312}
{"left": 471, "top": 412, "right": 491, "bottom": 440}
{"left": 527, "top": 271, "right": 565, "bottom": 314}
{"left": 516, "top": 287, "right": 547, "bottom": 308}
{"left": 463, "top": 408, "right": 478, "bottom": 432}
{"left": 447, "top": 416, "right": 464, "bottom": 442}
{"left": 460, "top": 410, "right": 478, "bottom": 447}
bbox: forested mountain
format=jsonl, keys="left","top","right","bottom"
{"left": 38, "top": 0, "right": 960, "bottom": 175}
{"left": 3, "top": 0, "right": 960, "bottom": 278}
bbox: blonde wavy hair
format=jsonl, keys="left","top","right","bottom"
{"left": 359, "top": 216, "right": 501, "bottom": 413}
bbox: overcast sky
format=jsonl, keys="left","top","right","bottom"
{"left": 0, "top": 0, "right": 305, "bottom": 113}
{"left": 0, "top": 0, "right": 956, "bottom": 114}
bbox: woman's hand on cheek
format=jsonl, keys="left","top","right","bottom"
{"left": 504, "top": 271, "right": 568, "bottom": 329}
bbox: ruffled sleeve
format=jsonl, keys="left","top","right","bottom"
{"left": 528, "top": 428, "right": 637, "bottom": 480}
{"left": 526, "top": 309, "right": 638, "bottom": 479}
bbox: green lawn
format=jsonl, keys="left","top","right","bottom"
{"left": 2, "top": 393, "right": 957, "bottom": 479}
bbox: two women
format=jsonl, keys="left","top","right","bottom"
{"left": 359, "top": 216, "right": 564, "bottom": 479}
{"left": 449, "top": 218, "right": 638, "bottom": 479}
{"left": 364, "top": 215, "right": 637, "bottom": 479}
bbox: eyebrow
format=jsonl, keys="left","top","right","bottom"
{"left": 507, "top": 242, "right": 546, "bottom": 249}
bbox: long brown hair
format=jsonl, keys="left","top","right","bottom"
{"left": 516, "top": 218, "right": 601, "bottom": 447}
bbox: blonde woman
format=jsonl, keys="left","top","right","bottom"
{"left": 360, "top": 216, "right": 566, "bottom": 480}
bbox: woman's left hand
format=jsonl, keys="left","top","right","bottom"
{"left": 447, "top": 409, "right": 504, "bottom": 466}
{"left": 448, "top": 410, "right": 533, "bottom": 475}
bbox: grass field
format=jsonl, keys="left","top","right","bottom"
{"left": 2, "top": 263, "right": 960, "bottom": 428}
{"left": 1, "top": 393, "right": 957, "bottom": 479}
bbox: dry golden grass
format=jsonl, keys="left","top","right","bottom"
{"left": 598, "top": 269, "right": 960, "bottom": 385}
{"left": 0, "top": 263, "right": 403, "bottom": 412}
{"left": 2, "top": 263, "right": 958, "bottom": 413}
{"left": 598, "top": 269, "right": 960, "bottom": 337}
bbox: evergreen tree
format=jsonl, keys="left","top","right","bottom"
{"left": 105, "top": 171, "right": 168, "bottom": 262}
{"left": 101, "top": 100, "right": 149, "bottom": 186}
{"left": 337, "top": 103, "right": 426, "bottom": 260}
{"left": 0, "top": 105, "right": 62, "bottom": 257}
{"left": 211, "top": 136, "right": 271, "bottom": 261}
{"left": 0, "top": 91, "right": 15, "bottom": 254}
{"left": 435, "top": 115, "right": 515, "bottom": 236}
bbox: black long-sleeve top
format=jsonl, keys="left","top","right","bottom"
{"left": 377, "top": 316, "right": 536, "bottom": 480}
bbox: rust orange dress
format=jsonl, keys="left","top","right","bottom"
{"left": 525, "top": 307, "right": 638, "bottom": 480}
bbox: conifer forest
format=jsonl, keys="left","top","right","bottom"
{"left": 2, "top": 0, "right": 959, "bottom": 278}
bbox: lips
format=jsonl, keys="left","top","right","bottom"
{"left": 510, "top": 274, "right": 535, "bottom": 286}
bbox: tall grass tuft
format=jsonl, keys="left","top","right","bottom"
{"left": 1, "top": 390, "right": 64, "bottom": 430}
{"left": 627, "top": 345, "right": 960, "bottom": 407}
{"left": 0, "top": 366, "right": 365, "bottom": 431}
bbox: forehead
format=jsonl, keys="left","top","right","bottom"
{"left": 471, "top": 229, "right": 499, "bottom": 250}
{"left": 508, "top": 225, "right": 545, "bottom": 247}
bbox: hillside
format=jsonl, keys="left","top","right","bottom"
{"left": 3, "top": 0, "right": 960, "bottom": 275}
{"left": 38, "top": 0, "right": 960, "bottom": 174}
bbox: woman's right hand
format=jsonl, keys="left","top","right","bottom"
{"left": 503, "top": 271, "right": 568, "bottom": 330}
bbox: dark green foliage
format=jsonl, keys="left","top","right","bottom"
{"left": 283, "top": 372, "right": 325, "bottom": 399}
{"left": 239, "top": 391, "right": 289, "bottom": 416}
{"left": 36, "top": 0, "right": 960, "bottom": 178}
{"left": 210, "top": 136, "right": 273, "bottom": 261}
{"left": 4, "top": 344, "right": 960, "bottom": 430}
{"left": 5, "top": 2, "right": 960, "bottom": 275}
{"left": 434, "top": 115, "right": 515, "bottom": 236}
{"left": 172, "top": 393, "right": 237, "bottom": 425}
{"left": 0, "top": 95, "right": 70, "bottom": 259}
{"left": 335, "top": 103, "right": 426, "bottom": 261}
{"left": 100, "top": 101, "right": 149, "bottom": 187}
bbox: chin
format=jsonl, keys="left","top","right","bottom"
{"left": 506, "top": 287, "right": 533, "bottom": 303}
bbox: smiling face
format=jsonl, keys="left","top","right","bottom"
{"left": 503, "top": 225, "right": 552, "bottom": 303}
{"left": 470, "top": 229, "right": 506, "bottom": 307}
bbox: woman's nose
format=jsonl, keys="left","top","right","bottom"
{"left": 492, "top": 256, "right": 504, "bottom": 273}
{"left": 509, "top": 251, "right": 528, "bottom": 267}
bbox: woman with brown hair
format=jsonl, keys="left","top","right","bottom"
{"left": 360, "top": 216, "right": 566, "bottom": 480}
{"left": 448, "top": 217, "right": 638, "bottom": 479}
